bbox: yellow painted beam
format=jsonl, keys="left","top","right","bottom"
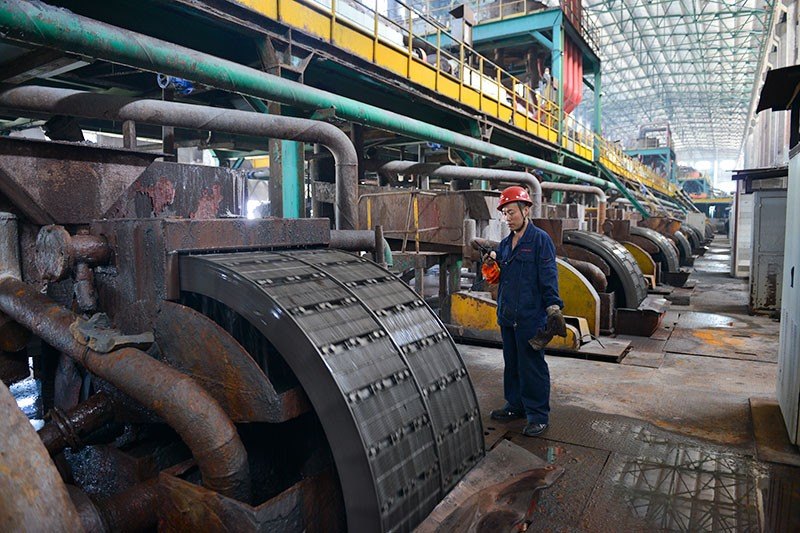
{"left": 230, "top": 0, "right": 672, "bottom": 198}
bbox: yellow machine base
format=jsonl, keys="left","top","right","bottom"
{"left": 447, "top": 291, "right": 631, "bottom": 360}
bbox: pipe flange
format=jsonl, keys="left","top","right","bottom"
{"left": 48, "top": 406, "right": 83, "bottom": 451}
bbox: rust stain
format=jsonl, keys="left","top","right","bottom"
{"left": 191, "top": 184, "right": 223, "bottom": 220}
{"left": 692, "top": 329, "right": 745, "bottom": 349}
{"left": 135, "top": 177, "right": 176, "bottom": 216}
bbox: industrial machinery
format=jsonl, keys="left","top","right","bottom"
{"left": 0, "top": 89, "right": 485, "bottom": 532}
{"left": 359, "top": 163, "right": 677, "bottom": 358}
{"left": 0, "top": 0, "right": 706, "bottom": 527}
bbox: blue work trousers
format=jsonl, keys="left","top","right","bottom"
{"left": 500, "top": 324, "right": 550, "bottom": 424}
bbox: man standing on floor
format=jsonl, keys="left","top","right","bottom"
{"left": 481, "top": 185, "right": 566, "bottom": 437}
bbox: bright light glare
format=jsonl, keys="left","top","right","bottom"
{"left": 247, "top": 199, "right": 266, "bottom": 219}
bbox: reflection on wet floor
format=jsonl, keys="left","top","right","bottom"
{"left": 497, "top": 406, "right": 770, "bottom": 532}
{"left": 611, "top": 443, "right": 762, "bottom": 532}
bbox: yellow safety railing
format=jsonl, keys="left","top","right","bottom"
{"left": 596, "top": 135, "right": 678, "bottom": 196}
{"left": 235, "top": 0, "right": 591, "bottom": 158}
{"left": 234, "top": 0, "right": 675, "bottom": 198}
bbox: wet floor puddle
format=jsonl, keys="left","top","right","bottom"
{"left": 593, "top": 421, "right": 765, "bottom": 532}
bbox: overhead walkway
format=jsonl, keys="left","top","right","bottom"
{"left": 233, "top": 0, "right": 683, "bottom": 203}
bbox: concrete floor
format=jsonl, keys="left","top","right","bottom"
{"left": 457, "top": 237, "right": 799, "bottom": 531}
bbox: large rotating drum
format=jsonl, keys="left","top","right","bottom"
{"left": 562, "top": 230, "right": 648, "bottom": 308}
{"left": 179, "top": 249, "right": 484, "bottom": 532}
{"left": 629, "top": 226, "right": 680, "bottom": 273}
{"left": 672, "top": 230, "right": 694, "bottom": 266}
{"left": 683, "top": 224, "right": 705, "bottom": 251}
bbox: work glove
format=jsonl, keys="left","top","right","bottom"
{"left": 528, "top": 305, "right": 567, "bottom": 351}
{"left": 480, "top": 251, "right": 500, "bottom": 284}
{"left": 546, "top": 305, "right": 567, "bottom": 338}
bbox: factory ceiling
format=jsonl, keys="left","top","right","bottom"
{"left": 584, "top": 0, "right": 776, "bottom": 161}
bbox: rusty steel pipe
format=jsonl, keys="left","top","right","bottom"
{"left": 0, "top": 86, "right": 358, "bottom": 230}
{"left": 563, "top": 257, "right": 608, "bottom": 293}
{"left": 72, "top": 234, "right": 112, "bottom": 266}
{"left": 0, "top": 276, "right": 250, "bottom": 502}
{"left": 330, "top": 229, "right": 393, "bottom": 266}
{"left": 0, "top": 380, "right": 83, "bottom": 530}
{"left": 35, "top": 225, "right": 111, "bottom": 297}
{"left": 69, "top": 478, "right": 159, "bottom": 533}
{"left": 330, "top": 230, "right": 377, "bottom": 251}
{"left": 38, "top": 391, "right": 115, "bottom": 456}
{"left": 96, "top": 478, "right": 159, "bottom": 533}
{"left": 540, "top": 182, "right": 607, "bottom": 227}
{"left": 378, "top": 162, "right": 542, "bottom": 217}
{"left": 0, "top": 212, "right": 21, "bottom": 279}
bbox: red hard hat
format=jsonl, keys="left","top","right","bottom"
{"left": 497, "top": 185, "right": 532, "bottom": 210}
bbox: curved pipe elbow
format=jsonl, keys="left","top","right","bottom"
{"left": 377, "top": 162, "right": 542, "bottom": 218}
{"left": 0, "top": 86, "right": 359, "bottom": 230}
{"left": 562, "top": 257, "right": 608, "bottom": 293}
{"left": 0, "top": 276, "right": 251, "bottom": 502}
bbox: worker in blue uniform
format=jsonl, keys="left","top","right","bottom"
{"left": 482, "top": 185, "right": 566, "bottom": 437}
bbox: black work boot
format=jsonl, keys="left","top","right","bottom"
{"left": 522, "top": 422, "right": 548, "bottom": 437}
{"left": 490, "top": 406, "right": 525, "bottom": 421}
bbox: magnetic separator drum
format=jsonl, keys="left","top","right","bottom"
{"left": 683, "top": 224, "right": 705, "bottom": 250}
{"left": 672, "top": 230, "right": 693, "bottom": 266}
{"left": 179, "top": 249, "right": 484, "bottom": 532}
{"left": 629, "top": 226, "right": 680, "bottom": 273}
{"left": 563, "top": 230, "right": 648, "bottom": 308}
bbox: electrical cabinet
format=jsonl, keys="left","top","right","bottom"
{"left": 777, "top": 153, "right": 800, "bottom": 444}
{"left": 750, "top": 189, "right": 787, "bottom": 313}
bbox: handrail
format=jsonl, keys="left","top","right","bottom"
{"left": 322, "top": 0, "right": 671, "bottom": 195}
{"left": 306, "top": 0, "right": 596, "bottom": 154}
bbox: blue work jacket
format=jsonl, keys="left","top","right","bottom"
{"left": 496, "top": 221, "right": 563, "bottom": 329}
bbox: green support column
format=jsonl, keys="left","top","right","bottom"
{"left": 267, "top": 103, "right": 304, "bottom": 219}
{"left": 593, "top": 69, "right": 602, "bottom": 161}
{"left": 243, "top": 95, "right": 304, "bottom": 219}
{"left": 448, "top": 259, "right": 462, "bottom": 295}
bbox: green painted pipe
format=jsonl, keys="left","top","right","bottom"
{"left": 597, "top": 163, "right": 651, "bottom": 217}
{"left": 0, "top": 0, "right": 637, "bottom": 203}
